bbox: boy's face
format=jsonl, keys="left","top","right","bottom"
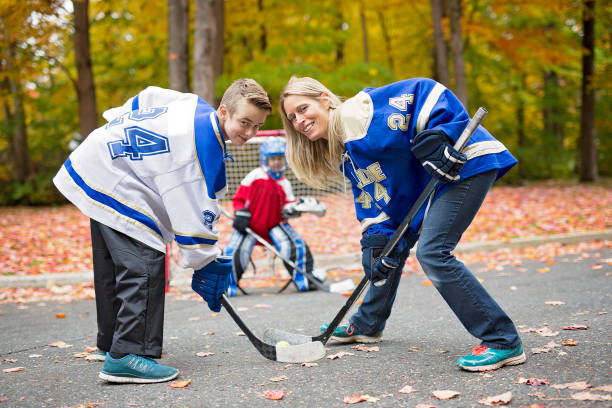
{"left": 267, "top": 155, "right": 285, "bottom": 171}
{"left": 219, "top": 99, "right": 268, "bottom": 146}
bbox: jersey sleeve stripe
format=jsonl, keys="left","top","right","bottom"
{"left": 63, "top": 158, "right": 163, "bottom": 238}
{"left": 416, "top": 82, "right": 446, "bottom": 134}
{"left": 174, "top": 234, "right": 217, "bottom": 247}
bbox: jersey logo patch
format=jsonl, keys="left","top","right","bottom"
{"left": 201, "top": 210, "right": 218, "bottom": 230}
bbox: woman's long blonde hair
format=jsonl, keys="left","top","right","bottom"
{"left": 280, "top": 77, "right": 345, "bottom": 189}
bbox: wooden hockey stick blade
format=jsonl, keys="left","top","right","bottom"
{"left": 263, "top": 276, "right": 370, "bottom": 346}
{"left": 221, "top": 295, "right": 325, "bottom": 363}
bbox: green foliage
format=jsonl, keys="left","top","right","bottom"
{"left": 2, "top": 0, "right": 611, "bottom": 205}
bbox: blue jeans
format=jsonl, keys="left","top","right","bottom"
{"left": 350, "top": 170, "right": 522, "bottom": 349}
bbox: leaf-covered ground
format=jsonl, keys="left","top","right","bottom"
{"left": 1, "top": 181, "right": 610, "bottom": 277}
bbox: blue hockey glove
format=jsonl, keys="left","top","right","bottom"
{"left": 232, "top": 209, "right": 251, "bottom": 233}
{"left": 371, "top": 255, "right": 400, "bottom": 285}
{"left": 411, "top": 129, "right": 467, "bottom": 183}
{"left": 192, "top": 257, "right": 232, "bottom": 312}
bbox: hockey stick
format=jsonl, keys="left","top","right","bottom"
{"left": 220, "top": 207, "right": 355, "bottom": 293}
{"left": 220, "top": 294, "right": 325, "bottom": 363}
{"left": 263, "top": 107, "right": 488, "bottom": 346}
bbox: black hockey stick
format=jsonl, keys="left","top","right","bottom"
{"left": 263, "top": 107, "right": 488, "bottom": 346}
{"left": 220, "top": 294, "right": 325, "bottom": 363}
{"left": 220, "top": 208, "right": 354, "bottom": 293}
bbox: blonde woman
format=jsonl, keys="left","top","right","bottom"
{"left": 279, "top": 76, "right": 525, "bottom": 372}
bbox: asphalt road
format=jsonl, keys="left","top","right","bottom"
{"left": 0, "top": 246, "right": 610, "bottom": 407}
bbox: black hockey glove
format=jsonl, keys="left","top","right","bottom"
{"left": 371, "top": 254, "right": 400, "bottom": 286}
{"left": 411, "top": 129, "right": 467, "bottom": 183}
{"left": 232, "top": 209, "right": 251, "bottom": 233}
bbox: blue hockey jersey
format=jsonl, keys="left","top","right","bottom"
{"left": 338, "top": 78, "right": 517, "bottom": 238}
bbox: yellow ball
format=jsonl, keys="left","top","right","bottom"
{"left": 276, "top": 341, "right": 290, "bottom": 347}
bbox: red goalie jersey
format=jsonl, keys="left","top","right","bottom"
{"left": 232, "top": 166, "right": 295, "bottom": 242}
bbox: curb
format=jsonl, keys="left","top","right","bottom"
{"left": 1, "top": 230, "right": 610, "bottom": 289}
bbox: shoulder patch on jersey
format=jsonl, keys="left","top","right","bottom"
{"left": 201, "top": 210, "right": 219, "bottom": 230}
{"left": 340, "top": 91, "right": 374, "bottom": 142}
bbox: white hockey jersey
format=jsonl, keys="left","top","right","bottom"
{"left": 53, "top": 86, "right": 229, "bottom": 270}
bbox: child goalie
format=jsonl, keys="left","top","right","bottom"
{"left": 224, "top": 137, "right": 327, "bottom": 295}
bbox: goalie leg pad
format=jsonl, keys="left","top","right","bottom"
{"left": 223, "top": 231, "right": 256, "bottom": 296}
{"left": 270, "top": 223, "right": 308, "bottom": 291}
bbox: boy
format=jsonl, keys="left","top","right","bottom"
{"left": 225, "top": 137, "right": 326, "bottom": 295}
{"left": 53, "top": 79, "right": 271, "bottom": 383}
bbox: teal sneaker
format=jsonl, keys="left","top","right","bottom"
{"left": 457, "top": 345, "right": 526, "bottom": 372}
{"left": 320, "top": 322, "right": 382, "bottom": 344}
{"left": 99, "top": 353, "right": 179, "bottom": 383}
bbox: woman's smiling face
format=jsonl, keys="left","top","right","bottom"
{"left": 282, "top": 94, "right": 330, "bottom": 142}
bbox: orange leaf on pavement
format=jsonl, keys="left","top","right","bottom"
{"left": 432, "top": 390, "right": 460, "bottom": 400}
{"left": 262, "top": 390, "right": 288, "bottom": 400}
{"left": 169, "top": 379, "right": 191, "bottom": 388}
{"left": 478, "top": 391, "right": 512, "bottom": 406}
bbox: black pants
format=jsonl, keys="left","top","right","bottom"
{"left": 90, "top": 219, "right": 166, "bottom": 358}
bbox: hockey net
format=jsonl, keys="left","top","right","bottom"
{"left": 169, "top": 131, "right": 360, "bottom": 281}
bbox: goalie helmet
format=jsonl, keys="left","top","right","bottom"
{"left": 259, "top": 137, "right": 286, "bottom": 180}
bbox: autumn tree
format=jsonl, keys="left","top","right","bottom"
{"left": 430, "top": 0, "right": 450, "bottom": 86}
{"left": 168, "top": 0, "right": 189, "bottom": 92}
{"left": 193, "top": 0, "right": 224, "bottom": 104}
{"left": 579, "top": 0, "right": 597, "bottom": 181}
{"left": 72, "top": 0, "right": 97, "bottom": 139}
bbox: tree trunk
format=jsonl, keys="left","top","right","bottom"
{"left": 193, "top": 0, "right": 224, "bottom": 105}
{"left": 73, "top": 0, "right": 98, "bottom": 139}
{"left": 359, "top": 0, "right": 369, "bottom": 63}
{"left": 448, "top": 0, "right": 468, "bottom": 108}
{"left": 430, "top": 0, "right": 450, "bottom": 86}
{"left": 516, "top": 74, "right": 526, "bottom": 179}
{"left": 168, "top": 0, "right": 190, "bottom": 92}
{"left": 377, "top": 8, "right": 394, "bottom": 71}
{"left": 579, "top": 0, "right": 597, "bottom": 181}
{"left": 542, "top": 70, "right": 564, "bottom": 150}
{"left": 258, "top": 0, "right": 267, "bottom": 52}
{"left": 2, "top": 44, "right": 32, "bottom": 183}
{"left": 334, "top": 6, "right": 345, "bottom": 64}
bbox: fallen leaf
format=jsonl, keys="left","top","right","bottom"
{"left": 72, "top": 352, "right": 90, "bottom": 358}
{"left": 2, "top": 367, "right": 24, "bottom": 373}
{"left": 262, "top": 390, "right": 289, "bottom": 400}
{"left": 545, "top": 300, "right": 565, "bottom": 305}
{"left": 55, "top": 313, "right": 66, "bottom": 318}
{"left": 414, "top": 404, "right": 437, "bottom": 408}
{"left": 301, "top": 362, "right": 318, "bottom": 367}
{"left": 551, "top": 381, "right": 591, "bottom": 390}
{"left": 593, "top": 384, "right": 612, "bottom": 392}
{"left": 195, "top": 351, "right": 214, "bottom": 357}
{"left": 535, "top": 327, "right": 559, "bottom": 337}
{"left": 351, "top": 344, "right": 379, "bottom": 352}
{"left": 517, "top": 377, "right": 550, "bottom": 386}
{"left": 169, "top": 379, "right": 191, "bottom": 388}
{"left": 237, "top": 307, "right": 249, "bottom": 312}
{"left": 343, "top": 394, "right": 379, "bottom": 404}
{"left": 235, "top": 332, "right": 245, "bottom": 336}
{"left": 398, "top": 385, "right": 418, "bottom": 394}
{"left": 432, "top": 390, "right": 460, "bottom": 400}
{"left": 478, "top": 391, "right": 512, "bottom": 406}
{"left": 421, "top": 280, "right": 432, "bottom": 286}
{"left": 48, "top": 341, "right": 72, "bottom": 348}
{"left": 562, "top": 324, "right": 588, "bottom": 330}
{"left": 86, "top": 346, "right": 98, "bottom": 352}
{"left": 531, "top": 341, "right": 561, "bottom": 354}
{"left": 327, "top": 351, "right": 355, "bottom": 360}
{"left": 537, "top": 267, "right": 550, "bottom": 274}
{"left": 571, "top": 391, "right": 612, "bottom": 401}
{"left": 562, "top": 339, "right": 578, "bottom": 346}
{"left": 188, "top": 316, "right": 200, "bottom": 321}
{"left": 252, "top": 304, "right": 272, "bottom": 309}
{"left": 0, "top": 397, "right": 8, "bottom": 402}
{"left": 201, "top": 332, "right": 215, "bottom": 336}
{"left": 28, "top": 354, "right": 42, "bottom": 358}
{"left": 270, "top": 376, "right": 288, "bottom": 382}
